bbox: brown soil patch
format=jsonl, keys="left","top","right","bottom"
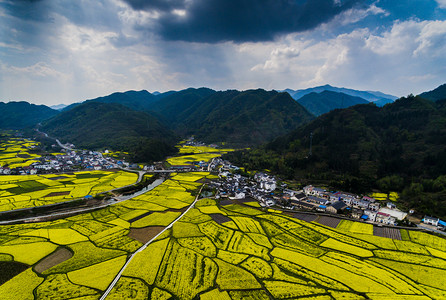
{"left": 34, "top": 248, "right": 72, "bottom": 273}
{"left": 210, "top": 214, "right": 231, "bottom": 224}
{"left": 44, "top": 191, "right": 71, "bottom": 197}
{"left": 316, "top": 216, "right": 340, "bottom": 228}
{"left": 128, "top": 226, "right": 165, "bottom": 244}
{"left": 293, "top": 213, "right": 319, "bottom": 223}
{"left": 219, "top": 199, "right": 234, "bottom": 206}
{"left": 374, "top": 226, "right": 402, "bottom": 240}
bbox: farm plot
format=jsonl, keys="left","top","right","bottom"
{"left": 336, "top": 219, "right": 374, "bottom": 235}
{"left": 374, "top": 226, "right": 402, "bottom": 240}
{"left": 167, "top": 153, "right": 221, "bottom": 166}
{"left": 114, "top": 198, "right": 446, "bottom": 300}
{"left": 0, "top": 170, "right": 138, "bottom": 212}
{"left": 1, "top": 170, "right": 446, "bottom": 299}
{"left": 178, "top": 145, "right": 234, "bottom": 154}
{"left": 0, "top": 172, "right": 207, "bottom": 298}
{"left": 316, "top": 215, "right": 340, "bottom": 228}
{"left": 0, "top": 138, "right": 41, "bottom": 169}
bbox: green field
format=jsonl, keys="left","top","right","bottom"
{"left": 0, "top": 168, "right": 445, "bottom": 299}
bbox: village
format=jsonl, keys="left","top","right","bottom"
{"left": 209, "top": 157, "right": 446, "bottom": 232}
{"left": 2, "top": 137, "right": 445, "bottom": 233}
{"left": 0, "top": 148, "right": 126, "bottom": 175}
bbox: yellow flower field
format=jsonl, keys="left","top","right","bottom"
{"left": 178, "top": 145, "right": 234, "bottom": 154}
{"left": 0, "top": 138, "right": 41, "bottom": 168}
{"left": 0, "top": 170, "right": 138, "bottom": 212}
{"left": 0, "top": 171, "right": 445, "bottom": 299}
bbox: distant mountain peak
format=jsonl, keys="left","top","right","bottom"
{"left": 296, "top": 90, "right": 369, "bottom": 116}
{"left": 50, "top": 104, "right": 68, "bottom": 111}
{"left": 282, "top": 84, "right": 398, "bottom": 103}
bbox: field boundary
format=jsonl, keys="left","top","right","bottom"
{"left": 100, "top": 184, "right": 205, "bottom": 299}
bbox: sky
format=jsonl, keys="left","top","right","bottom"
{"left": 0, "top": 0, "right": 445, "bottom": 105}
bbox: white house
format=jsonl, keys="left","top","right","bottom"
{"left": 423, "top": 216, "right": 439, "bottom": 226}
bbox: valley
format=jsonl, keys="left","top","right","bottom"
{"left": 3, "top": 1, "right": 446, "bottom": 298}
{"left": 0, "top": 83, "right": 446, "bottom": 299}
{"left": 0, "top": 136, "right": 445, "bottom": 299}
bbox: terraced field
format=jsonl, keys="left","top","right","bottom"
{"left": 167, "top": 144, "right": 234, "bottom": 166}
{"left": 0, "top": 171, "right": 214, "bottom": 299}
{"left": 0, "top": 143, "right": 445, "bottom": 299}
{"left": 0, "top": 170, "right": 138, "bottom": 212}
{"left": 0, "top": 138, "right": 41, "bottom": 169}
{"left": 107, "top": 199, "right": 446, "bottom": 299}
{"left": 1, "top": 183, "right": 446, "bottom": 299}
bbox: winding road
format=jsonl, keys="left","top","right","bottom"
{"left": 100, "top": 184, "right": 205, "bottom": 299}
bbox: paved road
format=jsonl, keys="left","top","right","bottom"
{"left": 417, "top": 223, "right": 446, "bottom": 236}
{"left": 0, "top": 173, "right": 159, "bottom": 225}
{"left": 0, "top": 202, "right": 113, "bottom": 225}
{"left": 55, "top": 138, "right": 73, "bottom": 151}
{"left": 100, "top": 184, "right": 205, "bottom": 300}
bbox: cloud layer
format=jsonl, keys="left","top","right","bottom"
{"left": 0, "top": 0, "right": 445, "bottom": 105}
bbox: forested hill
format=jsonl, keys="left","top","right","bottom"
{"left": 225, "top": 94, "right": 446, "bottom": 218}
{"left": 296, "top": 91, "right": 369, "bottom": 116}
{"left": 62, "top": 90, "right": 161, "bottom": 112}
{"left": 419, "top": 83, "right": 446, "bottom": 102}
{"left": 151, "top": 89, "right": 315, "bottom": 147}
{"left": 0, "top": 101, "right": 59, "bottom": 129}
{"left": 40, "top": 102, "right": 178, "bottom": 162}
{"left": 60, "top": 88, "right": 313, "bottom": 147}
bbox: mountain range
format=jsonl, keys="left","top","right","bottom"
{"left": 282, "top": 84, "right": 398, "bottom": 103}
{"left": 40, "top": 102, "right": 177, "bottom": 162}
{"left": 41, "top": 88, "right": 314, "bottom": 149}
{"left": 1, "top": 83, "right": 444, "bottom": 157}
{"left": 150, "top": 88, "right": 314, "bottom": 146}
{"left": 1, "top": 83, "right": 446, "bottom": 218}
{"left": 224, "top": 88, "right": 446, "bottom": 218}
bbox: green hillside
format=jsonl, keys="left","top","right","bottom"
{"left": 152, "top": 89, "right": 314, "bottom": 147}
{"left": 225, "top": 95, "right": 446, "bottom": 218}
{"left": 41, "top": 102, "right": 178, "bottom": 162}
{"left": 0, "top": 102, "right": 59, "bottom": 129}
{"left": 419, "top": 83, "right": 446, "bottom": 102}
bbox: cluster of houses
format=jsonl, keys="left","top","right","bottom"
{"left": 209, "top": 162, "right": 279, "bottom": 207}
{"left": 210, "top": 158, "right": 413, "bottom": 227}
{"left": 296, "top": 185, "right": 408, "bottom": 226}
{"left": 2, "top": 149, "right": 123, "bottom": 175}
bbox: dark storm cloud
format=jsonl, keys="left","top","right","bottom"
{"left": 123, "top": 0, "right": 365, "bottom": 43}
{"left": 124, "top": 0, "right": 186, "bottom": 11}
{"left": 2, "top": 0, "right": 53, "bottom": 23}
